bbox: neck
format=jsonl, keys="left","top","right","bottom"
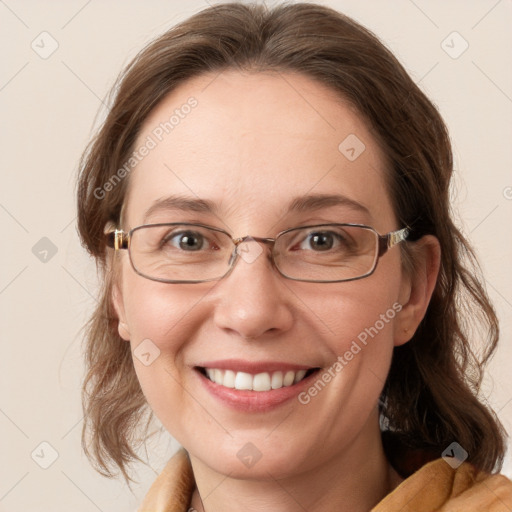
{"left": 189, "top": 414, "right": 403, "bottom": 512}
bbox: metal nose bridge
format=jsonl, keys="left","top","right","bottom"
{"left": 232, "top": 235, "right": 277, "bottom": 247}
{"left": 228, "top": 235, "right": 278, "bottom": 269}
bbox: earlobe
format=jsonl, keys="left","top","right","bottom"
{"left": 394, "top": 235, "right": 441, "bottom": 346}
{"left": 118, "top": 321, "right": 131, "bottom": 341}
{"left": 112, "top": 282, "right": 131, "bottom": 341}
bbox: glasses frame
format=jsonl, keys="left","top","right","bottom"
{"left": 105, "top": 222, "right": 410, "bottom": 284}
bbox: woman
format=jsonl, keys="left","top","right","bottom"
{"left": 76, "top": 3, "right": 512, "bottom": 510}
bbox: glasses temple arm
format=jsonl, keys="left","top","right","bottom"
{"left": 105, "top": 229, "right": 129, "bottom": 250}
{"left": 377, "top": 227, "right": 410, "bottom": 256}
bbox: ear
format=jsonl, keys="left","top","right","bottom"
{"left": 105, "top": 219, "right": 131, "bottom": 342}
{"left": 394, "top": 235, "right": 441, "bottom": 346}
{"left": 112, "top": 280, "right": 131, "bottom": 341}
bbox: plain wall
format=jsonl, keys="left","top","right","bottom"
{"left": 1, "top": 1, "right": 511, "bottom": 510}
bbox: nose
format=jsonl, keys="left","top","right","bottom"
{"left": 212, "top": 239, "right": 294, "bottom": 340}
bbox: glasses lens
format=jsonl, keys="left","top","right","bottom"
{"left": 129, "top": 224, "right": 233, "bottom": 282}
{"left": 128, "top": 223, "right": 379, "bottom": 283}
{"left": 274, "top": 225, "right": 378, "bottom": 282}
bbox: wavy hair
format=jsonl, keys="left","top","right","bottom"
{"left": 76, "top": 2, "right": 506, "bottom": 481}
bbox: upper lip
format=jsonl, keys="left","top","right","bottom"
{"left": 195, "top": 359, "right": 317, "bottom": 374}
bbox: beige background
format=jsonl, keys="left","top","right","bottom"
{"left": 1, "top": 0, "right": 511, "bottom": 510}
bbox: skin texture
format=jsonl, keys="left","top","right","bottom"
{"left": 112, "top": 70, "right": 440, "bottom": 512}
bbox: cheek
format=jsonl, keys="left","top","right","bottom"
{"left": 314, "top": 277, "right": 402, "bottom": 408}
{"left": 122, "top": 267, "right": 211, "bottom": 350}
{"left": 320, "top": 277, "right": 401, "bottom": 354}
{"left": 296, "top": 282, "right": 400, "bottom": 436}
{"left": 120, "top": 271, "right": 213, "bottom": 407}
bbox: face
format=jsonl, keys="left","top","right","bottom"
{"left": 113, "top": 70, "right": 412, "bottom": 479}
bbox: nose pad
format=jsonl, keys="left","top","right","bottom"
{"left": 228, "top": 247, "right": 238, "bottom": 267}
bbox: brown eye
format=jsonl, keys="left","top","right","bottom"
{"left": 296, "top": 230, "right": 349, "bottom": 252}
{"left": 162, "top": 230, "right": 208, "bottom": 251}
{"left": 305, "top": 232, "right": 336, "bottom": 251}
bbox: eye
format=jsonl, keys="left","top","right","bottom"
{"left": 162, "top": 229, "right": 210, "bottom": 251}
{"left": 302, "top": 232, "right": 336, "bottom": 251}
{"left": 297, "top": 230, "right": 349, "bottom": 252}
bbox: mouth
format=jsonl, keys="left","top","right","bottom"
{"left": 195, "top": 366, "right": 320, "bottom": 392}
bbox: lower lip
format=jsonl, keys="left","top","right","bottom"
{"left": 195, "top": 369, "right": 320, "bottom": 412}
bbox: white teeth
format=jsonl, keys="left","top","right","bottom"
{"left": 213, "top": 369, "right": 223, "bottom": 383}
{"left": 283, "top": 370, "right": 295, "bottom": 387}
{"left": 253, "top": 373, "right": 271, "bottom": 392}
{"left": 223, "top": 370, "right": 236, "bottom": 388}
{"left": 271, "top": 371, "right": 283, "bottom": 389}
{"left": 294, "top": 369, "right": 307, "bottom": 383}
{"left": 204, "top": 368, "right": 310, "bottom": 391}
{"left": 234, "top": 371, "right": 253, "bottom": 390}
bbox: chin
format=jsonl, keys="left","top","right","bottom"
{"left": 188, "top": 435, "right": 317, "bottom": 481}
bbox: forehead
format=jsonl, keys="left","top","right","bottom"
{"left": 123, "top": 70, "right": 395, "bottom": 232}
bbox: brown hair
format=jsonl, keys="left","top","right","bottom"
{"left": 76, "top": 2, "right": 506, "bottom": 481}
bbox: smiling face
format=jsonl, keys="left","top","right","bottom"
{"left": 112, "top": 69, "right": 413, "bottom": 479}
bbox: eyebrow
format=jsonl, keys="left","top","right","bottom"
{"left": 143, "top": 195, "right": 219, "bottom": 223}
{"left": 288, "top": 193, "right": 370, "bottom": 216}
{"left": 142, "top": 192, "right": 370, "bottom": 224}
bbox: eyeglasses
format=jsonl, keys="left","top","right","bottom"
{"left": 106, "top": 222, "right": 409, "bottom": 284}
